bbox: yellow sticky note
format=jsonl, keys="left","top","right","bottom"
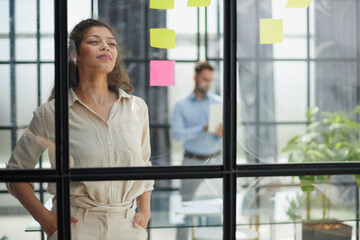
{"left": 260, "top": 19, "right": 283, "bottom": 44}
{"left": 187, "top": 0, "right": 212, "bottom": 7}
{"left": 150, "top": 0, "right": 175, "bottom": 9}
{"left": 150, "top": 28, "right": 176, "bottom": 49}
{"left": 285, "top": 0, "right": 312, "bottom": 8}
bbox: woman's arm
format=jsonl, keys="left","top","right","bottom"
{"left": 10, "top": 182, "right": 79, "bottom": 236}
{"left": 10, "top": 182, "right": 58, "bottom": 236}
{"left": 133, "top": 190, "right": 152, "bottom": 229}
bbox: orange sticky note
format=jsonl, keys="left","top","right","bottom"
{"left": 150, "top": 60, "right": 175, "bottom": 86}
{"left": 150, "top": 28, "right": 176, "bottom": 49}
{"left": 260, "top": 19, "right": 283, "bottom": 44}
{"left": 150, "top": 0, "right": 175, "bottom": 9}
{"left": 187, "top": 0, "right": 212, "bottom": 7}
{"left": 286, "top": 0, "right": 312, "bottom": 8}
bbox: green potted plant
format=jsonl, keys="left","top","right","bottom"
{"left": 282, "top": 106, "right": 360, "bottom": 240}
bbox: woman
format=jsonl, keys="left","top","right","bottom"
{"left": 6, "top": 19, "right": 153, "bottom": 240}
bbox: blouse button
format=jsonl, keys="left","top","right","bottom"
{"left": 108, "top": 142, "right": 112, "bottom": 146}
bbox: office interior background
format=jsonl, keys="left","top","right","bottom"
{"left": 1, "top": 0, "right": 360, "bottom": 239}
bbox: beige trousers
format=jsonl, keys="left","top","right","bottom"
{"left": 48, "top": 199, "right": 148, "bottom": 240}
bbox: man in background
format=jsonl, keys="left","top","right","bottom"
{"left": 172, "top": 61, "right": 223, "bottom": 240}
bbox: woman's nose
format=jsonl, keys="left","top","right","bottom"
{"left": 101, "top": 43, "right": 110, "bottom": 51}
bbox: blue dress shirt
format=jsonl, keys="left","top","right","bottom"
{"left": 171, "top": 92, "right": 223, "bottom": 155}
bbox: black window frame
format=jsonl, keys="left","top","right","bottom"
{"left": 2, "top": 0, "right": 360, "bottom": 240}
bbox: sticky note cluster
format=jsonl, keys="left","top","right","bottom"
{"left": 149, "top": 0, "right": 213, "bottom": 86}
{"left": 260, "top": 0, "right": 313, "bottom": 44}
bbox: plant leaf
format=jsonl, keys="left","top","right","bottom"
{"left": 307, "top": 107, "right": 319, "bottom": 122}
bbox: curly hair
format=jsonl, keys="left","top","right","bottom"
{"left": 48, "top": 18, "right": 133, "bottom": 101}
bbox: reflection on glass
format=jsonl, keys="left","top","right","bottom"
{"left": 276, "top": 124, "right": 306, "bottom": 163}
{"left": 99, "top": 0, "right": 146, "bottom": 59}
{"left": 310, "top": 0, "right": 357, "bottom": 59}
{"left": 272, "top": 0, "right": 307, "bottom": 59}
{"left": 237, "top": 62, "right": 279, "bottom": 164}
{"left": 313, "top": 62, "right": 357, "bottom": 113}
{"left": 126, "top": 63, "right": 146, "bottom": 100}
{"left": 282, "top": 106, "right": 360, "bottom": 165}
{"left": 273, "top": 62, "right": 307, "bottom": 122}
{"left": 237, "top": 176, "right": 356, "bottom": 240}
{"left": 235, "top": 0, "right": 360, "bottom": 164}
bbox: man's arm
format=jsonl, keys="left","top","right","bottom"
{"left": 171, "top": 104, "right": 205, "bottom": 141}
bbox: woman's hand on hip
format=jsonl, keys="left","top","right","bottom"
{"left": 41, "top": 210, "right": 57, "bottom": 237}
{"left": 41, "top": 210, "right": 79, "bottom": 237}
{"left": 133, "top": 210, "right": 151, "bottom": 230}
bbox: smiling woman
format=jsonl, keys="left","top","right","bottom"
{"left": 5, "top": 19, "right": 153, "bottom": 240}
{"left": 48, "top": 19, "right": 133, "bottom": 101}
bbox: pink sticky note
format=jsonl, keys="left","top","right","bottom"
{"left": 150, "top": 60, "right": 175, "bottom": 86}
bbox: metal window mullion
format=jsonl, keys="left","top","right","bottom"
{"left": 306, "top": 7, "right": 311, "bottom": 110}
{"left": 205, "top": 6, "right": 208, "bottom": 60}
{"left": 197, "top": 7, "right": 200, "bottom": 61}
{"left": 145, "top": 3, "right": 151, "bottom": 231}
{"left": 145, "top": 2, "right": 150, "bottom": 104}
{"left": 54, "top": 0, "right": 70, "bottom": 239}
{"left": 223, "top": 0, "right": 237, "bottom": 239}
{"left": 356, "top": 1, "right": 360, "bottom": 239}
{"left": 254, "top": 0, "right": 260, "bottom": 165}
{"left": 36, "top": 0, "right": 45, "bottom": 239}
{"left": 9, "top": 0, "right": 17, "bottom": 150}
{"left": 91, "top": 0, "right": 94, "bottom": 18}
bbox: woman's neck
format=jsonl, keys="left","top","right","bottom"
{"left": 74, "top": 74, "right": 115, "bottom": 106}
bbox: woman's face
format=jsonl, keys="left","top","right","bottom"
{"left": 77, "top": 26, "right": 118, "bottom": 75}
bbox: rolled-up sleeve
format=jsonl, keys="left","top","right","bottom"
{"left": 6, "top": 107, "right": 49, "bottom": 196}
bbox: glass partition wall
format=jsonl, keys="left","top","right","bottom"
{"left": 1, "top": 0, "right": 360, "bottom": 239}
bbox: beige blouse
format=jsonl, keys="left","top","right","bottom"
{"left": 6, "top": 87, "right": 154, "bottom": 205}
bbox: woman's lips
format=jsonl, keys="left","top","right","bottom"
{"left": 97, "top": 54, "right": 111, "bottom": 60}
